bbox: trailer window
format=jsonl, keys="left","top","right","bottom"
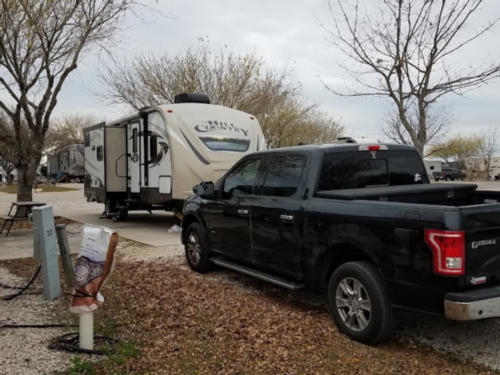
{"left": 150, "top": 135, "right": 157, "bottom": 158}
{"left": 97, "top": 146, "right": 104, "bottom": 161}
{"left": 200, "top": 137, "right": 250, "bottom": 152}
{"left": 132, "top": 128, "right": 138, "bottom": 153}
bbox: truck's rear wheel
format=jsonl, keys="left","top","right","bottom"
{"left": 327, "top": 261, "right": 397, "bottom": 345}
{"left": 184, "top": 223, "right": 213, "bottom": 273}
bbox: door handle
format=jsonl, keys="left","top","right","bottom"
{"left": 238, "top": 209, "right": 249, "bottom": 217}
{"left": 280, "top": 214, "right": 294, "bottom": 222}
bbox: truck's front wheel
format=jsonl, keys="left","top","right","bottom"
{"left": 327, "top": 261, "right": 397, "bottom": 345}
{"left": 185, "top": 223, "right": 214, "bottom": 273}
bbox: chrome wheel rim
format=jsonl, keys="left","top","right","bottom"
{"left": 186, "top": 232, "right": 201, "bottom": 265}
{"left": 335, "top": 277, "right": 371, "bottom": 332}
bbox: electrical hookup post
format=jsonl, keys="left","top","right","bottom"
{"left": 70, "top": 225, "right": 119, "bottom": 351}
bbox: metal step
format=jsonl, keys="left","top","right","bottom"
{"left": 211, "top": 257, "right": 305, "bottom": 290}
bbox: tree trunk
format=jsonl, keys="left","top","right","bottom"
{"left": 6, "top": 172, "right": 13, "bottom": 185}
{"left": 16, "top": 158, "right": 41, "bottom": 202}
{"left": 16, "top": 165, "right": 33, "bottom": 201}
{"left": 413, "top": 140, "right": 424, "bottom": 157}
{"left": 486, "top": 157, "right": 491, "bottom": 180}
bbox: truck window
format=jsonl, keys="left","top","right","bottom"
{"left": 318, "top": 151, "right": 428, "bottom": 191}
{"left": 222, "top": 158, "right": 261, "bottom": 199}
{"left": 259, "top": 156, "right": 305, "bottom": 197}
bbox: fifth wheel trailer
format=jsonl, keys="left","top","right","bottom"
{"left": 84, "top": 93, "right": 266, "bottom": 220}
{"left": 47, "top": 144, "right": 85, "bottom": 182}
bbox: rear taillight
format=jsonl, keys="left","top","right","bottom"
{"left": 425, "top": 230, "right": 465, "bottom": 276}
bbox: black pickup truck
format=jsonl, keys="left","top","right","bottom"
{"left": 433, "top": 168, "right": 466, "bottom": 181}
{"left": 181, "top": 143, "right": 500, "bottom": 344}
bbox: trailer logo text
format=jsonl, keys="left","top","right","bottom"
{"left": 195, "top": 121, "right": 249, "bottom": 137}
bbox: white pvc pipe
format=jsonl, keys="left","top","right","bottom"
{"left": 79, "top": 312, "right": 94, "bottom": 350}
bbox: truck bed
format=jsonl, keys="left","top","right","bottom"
{"left": 315, "top": 183, "right": 497, "bottom": 206}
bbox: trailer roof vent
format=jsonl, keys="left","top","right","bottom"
{"left": 174, "top": 93, "right": 211, "bottom": 104}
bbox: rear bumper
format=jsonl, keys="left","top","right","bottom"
{"left": 444, "top": 286, "right": 500, "bottom": 321}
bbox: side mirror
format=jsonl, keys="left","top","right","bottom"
{"left": 193, "top": 184, "right": 205, "bottom": 196}
{"left": 193, "top": 181, "right": 215, "bottom": 199}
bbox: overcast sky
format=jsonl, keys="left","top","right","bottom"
{"left": 56, "top": 0, "right": 500, "bottom": 139}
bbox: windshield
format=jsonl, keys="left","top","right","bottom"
{"left": 200, "top": 136, "right": 250, "bottom": 152}
{"left": 318, "top": 150, "right": 429, "bottom": 191}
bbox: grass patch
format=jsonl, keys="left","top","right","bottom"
{"left": 0, "top": 184, "right": 17, "bottom": 194}
{"left": 0, "top": 183, "right": 77, "bottom": 194}
{"left": 60, "top": 341, "right": 140, "bottom": 375}
{"left": 65, "top": 357, "right": 96, "bottom": 375}
{"left": 35, "top": 185, "right": 78, "bottom": 193}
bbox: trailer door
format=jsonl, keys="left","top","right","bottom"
{"left": 128, "top": 121, "right": 141, "bottom": 194}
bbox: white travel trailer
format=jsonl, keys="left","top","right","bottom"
{"left": 47, "top": 144, "right": 85, "bottom": 181}
{"left": 84, "top": 93, "right": 266, "bottom": 220}
{"left": 423, "top": 160, "right": 442, "bottom": 178}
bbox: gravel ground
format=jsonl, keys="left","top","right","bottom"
{"left": 398, "top": 312, "right": 500, "bottom": 370}
{"left": 0, "top": 266, "right": 76, "bottom": 375}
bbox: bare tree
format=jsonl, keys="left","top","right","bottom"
{"left": 0, "top": 0, "right": 152, "bottom": 201}
{"left": 47, "top": 113, "right": 102, "bottom": 153}
{"left": 321, "top": 0, "right": 500, "bottom": 155}
{"left": 380, "top": 102, "right": 454, "bottom": 151}
{"left": 479, "top": 124, "right": 500, "bottom": 180}
{"left": 99, "top": 42, "right": 345, "bottom": 148}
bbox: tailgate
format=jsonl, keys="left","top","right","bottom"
{"left": 461, "top": 203, "right": 500, "bottom": 286}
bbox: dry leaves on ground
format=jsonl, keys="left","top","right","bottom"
{"left": 77, "top": 260, "right": 497, "bottom": 375}
{"left": 0, "top": 217, "right": 80, "bottom": 231}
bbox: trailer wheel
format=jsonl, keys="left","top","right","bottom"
{"left": 118, "top": 209, "right": 128, "bottom": 221}
{"left": 104, "top": 199, "right": 115, "bottom": 218}
{"left": 184, "top": 223, "right": 213, "bottom": 273}
{"left": 327, "top": 261, "right": 397, "bottom": 345}
{"left": 112, "top": 208, "right": 128, "bottom": 222}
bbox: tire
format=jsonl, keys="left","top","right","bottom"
{"left": 327, "top": 261, "right": 397, "bottom": 345}
{"left": 113, "top": 208, "right": 128, "bottom": 222}
{"left": 104, "top": 199, "right": 115, "bottom": 218}
{"left": 118, "top": 209, "right": 128, "bottom": 220}
{"left": 184, "top": 223, "right": 214, "bottom": 273}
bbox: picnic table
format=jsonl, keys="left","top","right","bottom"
{"left": 0, "top": 201, "right": 46, "bottom": 237}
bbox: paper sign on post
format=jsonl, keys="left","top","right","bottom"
{"left": 70, "top": 225, "right": 119, "bottom": 314}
